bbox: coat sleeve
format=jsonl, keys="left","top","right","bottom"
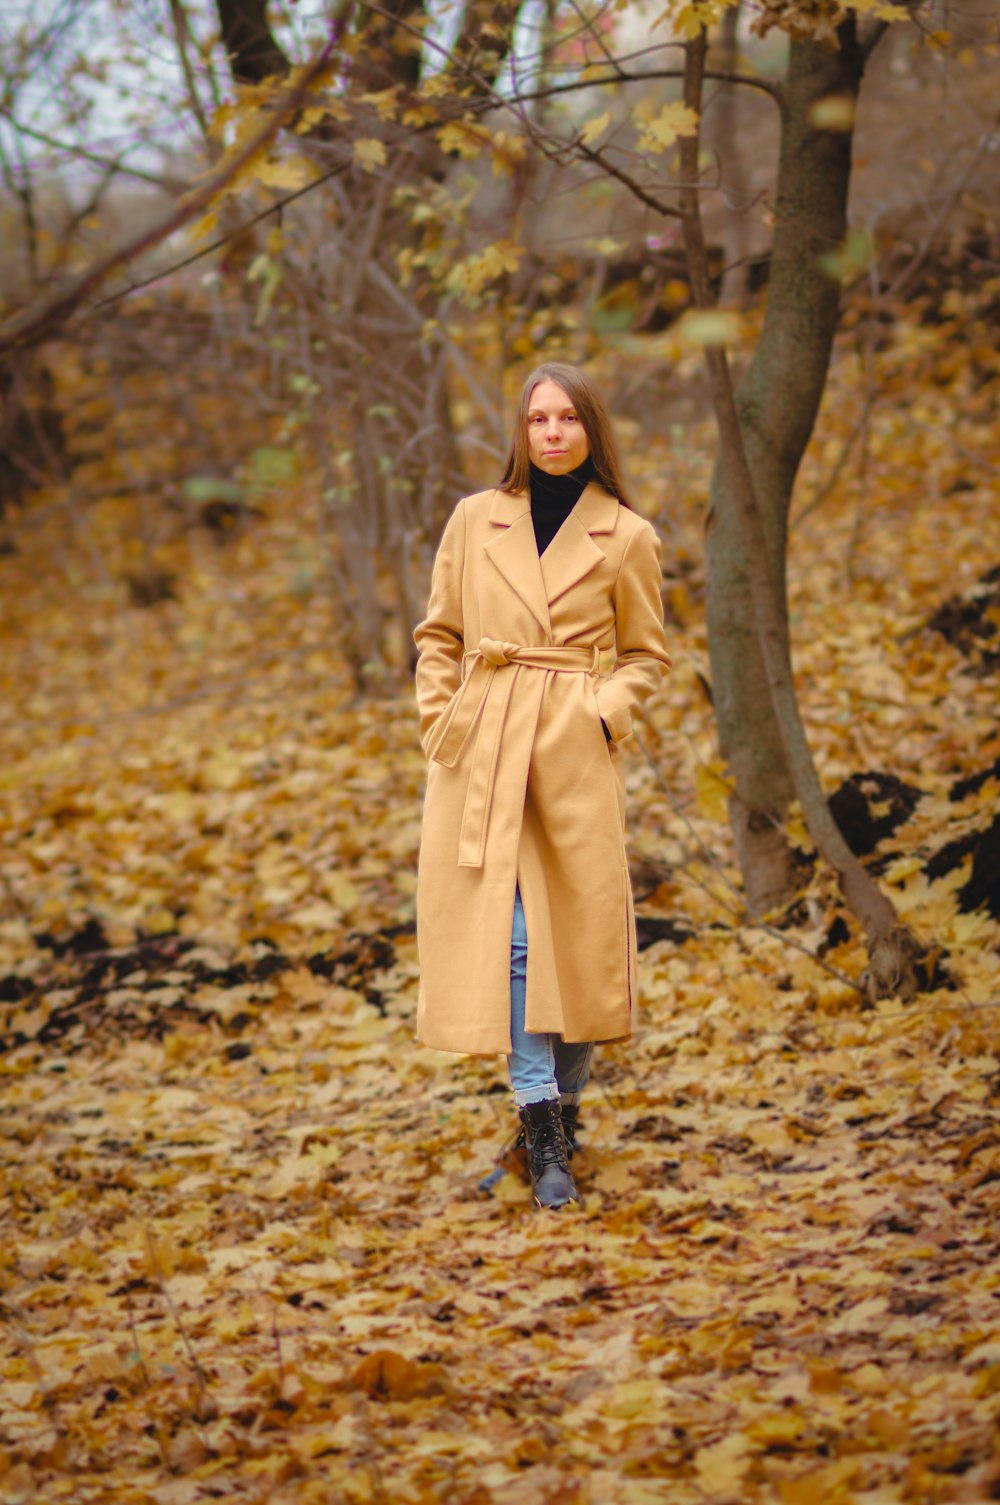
{"left": 413, "top": 499, "right": 467, "bottom": 757}
{"left": 594, "top": 518, "right": 672, "bottom": 742}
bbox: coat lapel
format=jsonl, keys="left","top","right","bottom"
{"left": 484, "top": 490, "right": 550, "bottom": 634}
{"left": 540, "top": 482, "right": 619, "bottom": 606}
{"left": 484, "top": 483, "right": 621, "bottom": 629}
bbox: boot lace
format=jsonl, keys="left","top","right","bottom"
{"left": 529, "top": 1106, "right": 569, "bottom": 1172}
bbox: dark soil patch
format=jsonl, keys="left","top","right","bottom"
{"left": 924, "top": 564, "right": 1000, "bottom": 673}
{"left": 829, "top": 771, "right": 923, "bottom": 858}
{"left": 635, "top": 916, "right": 694, "bottom": 951}
{"left": 0, "top": 923, "right": 415, "bottom": 1054}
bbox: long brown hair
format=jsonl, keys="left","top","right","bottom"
{"left": 498, "top": 363, "right": 633, "bottom": 509}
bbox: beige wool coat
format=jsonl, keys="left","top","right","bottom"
{"left": 414, "top": 482, "right": 671, "bottom": 1055}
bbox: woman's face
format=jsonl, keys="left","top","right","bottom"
{"left": 526, "top": 380, "right": 590, "bottom": 476}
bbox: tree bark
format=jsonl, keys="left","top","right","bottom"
{"left": 680, "top": 29, "right": 923, "bottom": 999}
{"left": 704, "top": 21, "right": 866, "bottom": 912}
{"left": 216, "top": 0, "right": 290, "bottom": 83}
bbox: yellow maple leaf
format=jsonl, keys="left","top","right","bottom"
{"left": 490, "top": 130, "right": 527, "bottom": 177}
{"left": 402, "top": 101, "right": 439, "bottom": 127}
{"left": 446, "top": 239, "right": 524, "bottom": 300}
{"left": 353, "top": 137, "right": 387, "bottom": 172}
{"left": 636, "top": 101, "right": 699, "bottom": 154}
{"left": 436, "top": 120, "right": 491, "bottom": 159}
{"left": 254, "top": 154, "right": 319, "bottom": 191}
{"left": 670, "top": 1, "right": 724, "bottom": 40}
{"left": 360, "top": 88, "right": 399, "bottom": 119}
{"left": 294, "top": 99, "right": 350, "bottom": 133}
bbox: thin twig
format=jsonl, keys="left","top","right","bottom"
{"left": 124, "top": 1285, "right": 152, "bottom": 1390}
{"left": 144, "top": 1227, "right": 209, "bottom": 1392}
{"left": 883, "top": 106, "right": 1000, "bottom": 304}
{"left": 0, "top": 107, "right": 190, "bottom": 192}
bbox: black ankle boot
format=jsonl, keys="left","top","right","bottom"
{"left": 518, "top": 1100, "right": 579, "bottom": 1210}
{"left": 560, "top": 1103, "right": 583, "bottom": 1160}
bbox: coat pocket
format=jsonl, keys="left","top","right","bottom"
{"left": 588, "top": 681, "right": 613, "bottom": 747}
{"left": 423, "top": 687, "right": 460, "bottom": 761}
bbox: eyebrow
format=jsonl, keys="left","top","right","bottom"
{"left": 528, "top": 404, "right": 577, "bottom": 415}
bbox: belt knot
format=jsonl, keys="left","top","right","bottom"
{"left": 478, "top": 636, "right": 519, "bottom": 666}
{"left": 431, "top": 637, "right": 603, "bottom": 868}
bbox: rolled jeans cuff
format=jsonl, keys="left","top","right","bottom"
{"left": 513, "top": 1083, "right": 559, "bottom": 1107}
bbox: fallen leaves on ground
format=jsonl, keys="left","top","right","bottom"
{"left": 1, "top": 297, "right": 999, "bottom": 1504}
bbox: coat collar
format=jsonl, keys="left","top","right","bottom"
{"left": 484, "top": 484, "right": 619, "bottom": 632}
{"left": 487, "top": 483, "right": 620, "bottom": 534}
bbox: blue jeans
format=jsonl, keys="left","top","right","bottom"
{"left": 509, "top": 885, "right": 594, "bottom": 1107}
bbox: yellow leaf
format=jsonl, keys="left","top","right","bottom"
{"left": 360, "top": 88, "right": 399, "bottom": 120}
{"left": 590, "top": 236, "right": 624, "bottom": 256}
{"left": 694, "top": 759, "right": 735, "bottom": 822}
{"left": 208, "top": 101, "right": 235, "bottom": 140}
{"left": 809, "top": 95, "right": 856, "bottom": 131}
{"left": 436, "top": 120, "right": 491, "bottom": 159}
{"left": 694, "top": 1433, "right": 750, "bottom": 1493}
{"left": 852, "top": 0, "right": 909, "bottom": 18}
{"left": 490, "top": 130, "right": 527, "bottom": 177}
{"left": 402, "top": 101, "right": 439, "bottom": 127}
{"left": 321, "top": 873, "right": 361, "bottom": 911}
{"left": 353, "top": 138, "right": 387, "bottom": 172}
{"left": 746, "top": 1411, "right": 806, "bottom": 1446}
{"left": 636, "top": 102, "right": 699, "bottom": 154}
{"left": 296, "top": 103, "right": 334, "bottom": 133}
{"left": 949, "top": 910, "right": 989, "bottom": 944}
{"left": 676, "top": 309, "right": 744, "bottom": 348}
{"left": 446, "top": 239, "right": 524, "bottom": 300}
{"left": 287, "top": 900, "right": 342, "bottom": 930}
{"left": 829, "top": 1297, "right": 890, "bottom": 1335}
{"left": 254, "top": 155, "right": 319, "bottom": 191}
{"left": 779, "top": 1458, "right": 859, "bottom": 1504}
{"left": 580, "top": 109, "right": 612, "bottom": 147}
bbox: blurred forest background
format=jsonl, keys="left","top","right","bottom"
{"left": 2, "top": 2, "right": 1000, "bottom": 1500}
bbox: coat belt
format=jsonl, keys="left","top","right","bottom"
{"left": 431, "top": 637, "right": 601, "bottom": 868}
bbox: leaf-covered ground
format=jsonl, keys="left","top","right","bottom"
{"left": 2, "top": 290, "right": 1000, "bottom": 1504}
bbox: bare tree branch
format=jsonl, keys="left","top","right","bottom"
{"left": 0, "top": 110, "right": 191, "bottom": 193}
{"left": 0, "top": 31, "right": 341, "bottom": 358}
{"left": 169, "top": 0, "right": 214, "bottom": 146}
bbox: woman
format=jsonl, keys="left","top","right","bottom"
{"left": 414, "top": 364, "right": 671, "bottom": 1210}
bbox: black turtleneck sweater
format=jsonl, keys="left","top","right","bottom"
{"left": 529, "top": 458, "right": 595, "bottom": 556}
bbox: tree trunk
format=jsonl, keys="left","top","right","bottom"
{"left": 705, "top": 22, "right": 865, "bottom": 912}
{"left": 681, "top": 29, "right": 923, "bottom": 999}
{"left": 216, "top": 0, "right": 290, "bottom": 83}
